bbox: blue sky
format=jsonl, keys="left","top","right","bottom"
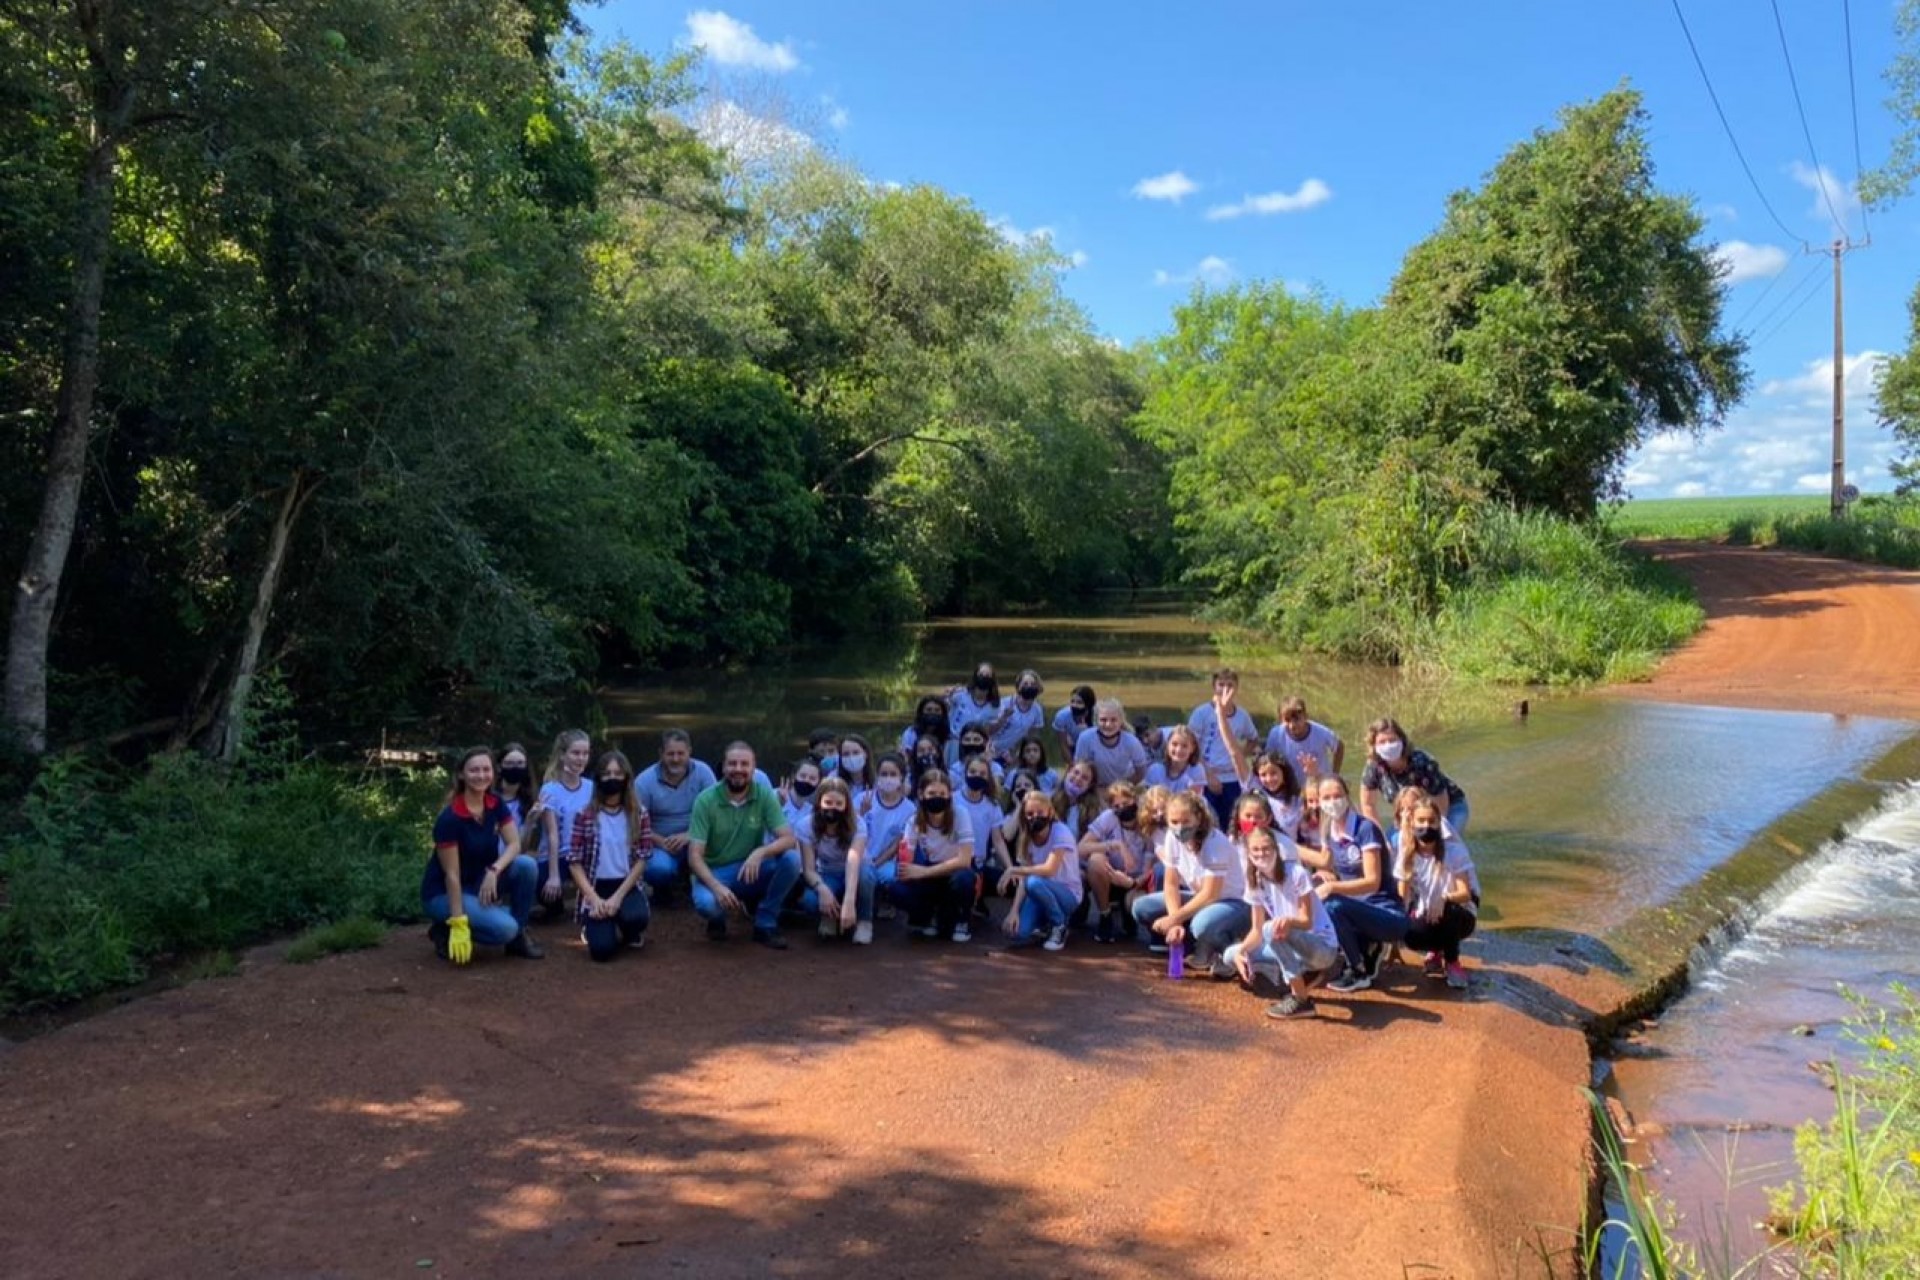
{"left": 586, "top": 2, "right": 1915, "bottom": 499}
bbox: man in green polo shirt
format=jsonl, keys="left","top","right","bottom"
{"left": 688, "top": 741, "right": 802, "bottom": 949}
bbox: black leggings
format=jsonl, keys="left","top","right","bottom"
{"left": 1402, "top": 904, "right": 1477, "bottom": 964}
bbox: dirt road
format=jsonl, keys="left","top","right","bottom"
{"left": 1615, "top": 541, "right": 1920, "bottom": 719}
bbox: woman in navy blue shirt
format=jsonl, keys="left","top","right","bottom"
{"left": 424, "top": 747, "right": 545, "bottom": 964}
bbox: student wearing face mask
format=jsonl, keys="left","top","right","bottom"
{"left": 999, "top": 789, "right": 1083, "bottom": 951}
{"left": 494, "top": 743, "right": 545, "bottom": 915}
{"left": 1052, "top": 684, "right": 1096, "bottom": 761}
{"left": 1224, "top": 826, "right": 1342, "bottom": 1020}
{"left": 780, "top": 758, "right": 823, "bottom": 830}
{"left": 1361, "top": 716, "right": 1468, "bottom": 836}
{"left": 1081, "top": 780, "right": 1154, "bottom": 942}
{"left": 988, "top": 669, "right": 1048, "bottom": 763}
{"left": 1132, "top": 791, "right": 1251, "bottom": 976}
{"left": 947, "top": 722, "right": 1006, "bottom": 791}
{"left": 887, "top": 771, "right": 978, "bottom": 942}
{"left": 835, "top": 734, "right": 877, "bottom": 809}
{"left": 797, "top": 778, "right": 874, "bottom": 945}
{"left": 1073, "top": 698, "right": 1150, "bottom": 787}
{"left": 807, "top": 728, "right": 841, "bottom": 776}
{"left": 908, "top": 735, "right": 947, "bottom": 792}
{"left": 861, "top": 753, "right": 916, "bottom": 892}
{"left": 1396, "top": 792, "right": 1481, "bottom": 990}
{"left": 957, "top": 755, "right": 1011, "bottom": 893}
{"left": 947, "top": 664, "right": 1001, "bottom": 741}
{"left": 566, "top": 751, "right": 653, "bottom": 961}
{"left": 1299, "top": 775, "right": 1408, "bottom": 994}
{"left": 900, "top": 696, "right": 952, "bottom": 764}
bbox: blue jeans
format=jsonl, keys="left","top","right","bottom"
{"left": 1017, "top": 878, "right": 1079, "bottom": 938}
{"left": 802, "top": 864, "right": 876, "bottom": 924}
{"left": 1204, "top": 780, "right": 1242, "bottom": 830}
{"left": 642, "top": 846, "right": 683, "bottom": 894}
{"left": 582, "top": 878, "right": 652, "bottom": 961}
{"left": 424, "top": 854, "right": 537, "bottom": 945}
{"left": 1224, "top": 925, "right": 1341, "bottom": 985}
{"left": 693, "top": 851, "right": 803, "bottom": 932}
{"left": 1324, "top": 895, "right": 1411, "bottom": 970}
{"left": 1131, "top": 891, "right": 1252, "bottom": 963}
{"left": 1448, "top": 796, "right": 1470, "bottom": 834}
{"left": 887, "top": 867, "right": 977, "bottom": 931}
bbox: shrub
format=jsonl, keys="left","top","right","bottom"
{"left": 285, "top": 916, "right": 388, "bottom": 964}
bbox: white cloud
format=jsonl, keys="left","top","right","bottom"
{"left": 1788, "top": 161, "right": 1862, "bottom": 235}
{"left": 1706, "top": 203, "right": 1739, "bottom": 222}
{"left": 1714, "top": 240, "right": 1789, "bottom": 286}
{"left": 991, "top": 218, "right": 1085, "bottom": 269}
{"left": 823, "top": 97, "right": 850, "bottom": 130}
{"left": 1153, "top": 255, "right": 1233, "bottom": 287}
{"left": 1621, "top": 348, "right": 1900, "bottom": 499}
{"left": 693, "top": 99, "right": 812, "bottom": 164}
{"left": 1067, "top": 249, "right": 1089, "bottom": 269}
{"left": 1133, "top": 170, "right": 1198, "bottom": 203}
{"left": 1205, "top": 178, "right": 1332, "bottom": 221}
{"left": 685, "top": 10, "right": 799, "bottom": 72}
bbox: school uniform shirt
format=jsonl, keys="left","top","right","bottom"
{"left": 1072, "top": 727, "right": 1150, "bottom": 787}
{"left": 1253, "top": 788, "right": 1305, "bottom": 839}
{"left": 861, "top": 795, "right": 917, "bottom": 867}
{"left": 782, "top": 792, "right": 816, "bottom": 832}
{"left": 902, "top": 808, "right": 976, "bottom": 868}
{"left": 1245, "top": 861, "right": 1339, "bottom": 950}
{"left": 1051, "top": 706, "right": 1090, "bottom": 745}
{"left": 990, "top": 695, "right": 1047, "bottom": 759}
{"left": 1401, "top": 833, "right": 1482, "bottom": 922}
{"left": 1084, "top": 808, "right": 1153, "bottom": 878}
{"left": 536, "top": 776, "right": 598, "bottom": 855}
{"left": 425, "top": 793, "right": 516, "bottom": 901}
{"left": 1144, "top": 760, "right": 1208, "bottom": 796}
{"left": 1324, "top": 810, "right": 1400, "bottom": 907}
{"left": 1157, "top": 829, "right": 1247, "bottom": 901}
{"left": 635, "top": 760, "right": 718, "bottom": 840}
{"left": 795, "top": 810, "right": 863, "bottom": 880}
{"left": 956, "top": 791, "right": 1006, "bottom": 867}
{"left": 1361, "top": 749, "right": 1466, "bottom": 805}
{"left": 1025, "top": 819, "right": 1084, "bottom": 901}
{"left": 948, "top": 690, "right": 999, "bottom": 739}
{"left": 1263, "top": 719, "right": 1343, "bottom": 778}
{"left": 1187, "top": 703, "right": 1256, "bottom": 775}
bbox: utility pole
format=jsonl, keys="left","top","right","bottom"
{"left": 1831, "top": 238, "right": 1846, "bottom": 519}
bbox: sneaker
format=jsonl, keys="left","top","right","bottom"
{"left": 504, "top": 931, "right": 545, "bottom": 960}
{"left": 752, "top": 927, "right": 790, "bottom": 951}
{"left": 428, "top": 922, "right": 450, "bottom": 961}
{"left": 1043, "top": 925, "right": 1068, "bottom": 952}
{"left": 626, "top": 932, "right": 648, "bottom": 951}
{"left": 1094, "top": 912, "right": 1115, "bottom": 944}
{"left": 818, "top": 918, "right": 840, "bottom": 940}
{"left": 1208, "top": 957, "right": 1237, "bottom": 981}
{"left": 1424, "top": 951, "right": 1446, "bottom": 979}
{"left": 1326, "top": 969, "right": 1373, "bottom": 994}
{"left": 951, "top": 922, "right": 972, "bottom": 943}
{"left": 1265, "top": 994, "right": 1318, "bottom": 1020}
{"left": 706, "top": 916, "right": 728, "bottom": 942}
{"left": 851, "top": 922, "right": 874, "bottom": 946}
{"left": 1445, "top": 961, "right": 1469, "bottom": 990}
{"left": 913, "top": 922, "right": 939, "bottom": 939}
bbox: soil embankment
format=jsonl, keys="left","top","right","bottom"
{"left": 1615, "top": 541, "right": 1920, "bottom": 718}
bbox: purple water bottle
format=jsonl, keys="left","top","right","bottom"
{"left": 1167, "top": 944, "right": 1184, "bottom": 980}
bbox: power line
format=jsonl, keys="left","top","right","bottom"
{"left": 1670, "top": 0, "right": 1810, "bottom": 250}
{"left": 1842, "top": 0, "right": 1871, "bottom": 241}
{"left": 1749, "top": 258, "right": 1830, "bottom": 352}
{"left": 1729, "top": 257, "right": 1794, "bottom": 331}
{"left": 1770, "top": 0, "right": 1851, "bottom": 237}
{"left": 1742, "top": 255, "right": 1823, "bottom": 337}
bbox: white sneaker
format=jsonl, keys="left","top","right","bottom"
{"left": 914, "top": 923, "right": 939, "bottom": 939}
{"left": 1043, "top": 925, "right": 1068, "bottom": 952}
{"left": 852, "top": 922, "right": 874, "bottom": 946}
{"left": 951, "top": 922, "right": 972, "bottom": 943}
{"left": 817, "top": 918, "right": 839, "bottom": 939}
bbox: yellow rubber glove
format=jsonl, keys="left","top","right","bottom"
{"left": 447, "top": 915, "right": 473, "bottom": 965}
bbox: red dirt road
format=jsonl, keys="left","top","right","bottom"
{"left": 1615, "top": 542, "right": 1920, "bottom": 718}
{"left": 0, "top": 911, "right": 1604, "bottom": 1279}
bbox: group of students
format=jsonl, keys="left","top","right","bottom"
{"left": 424, "top": 664, "right": 1483, "bottom": 1021}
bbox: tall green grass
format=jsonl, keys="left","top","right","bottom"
{"left": 0, "top": 753, "right": 434, "bottom": 1012}
{"left": 1420, "top": 509, "right": 1706, "bottom": 685}
{"left": 1610, "top": 494, "right": 1920, "bottom": 570}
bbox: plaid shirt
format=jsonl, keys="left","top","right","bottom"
{"left": 566, "top": 805, "right": 654, "bottom": 920}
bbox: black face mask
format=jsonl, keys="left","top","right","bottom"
{"left": 596, "top": 776, "right": 627, "bottom": 799}
{"left": 1114, "top": 805, "right": 1139, "bottom": 824}
{"left": 1017, "top": 684, "right": 1039, "bottom": 701}
{"left": 1024, "top": 815, "right": 1052, "bottom": 837}
{"left": 919, "top": 711, "right": 944, "bottom": 729}
{"left": 1414, "top": 826, "right": 1441, "bottom": 844}
{"left": 973, "top": 676, "right": 992, "bottom": 692}
{"left": 790, "top": 779, "right": 817, "bottom": 799}
{"left": 818, "top": 806, "right": 848, "bottom": 824}
{"left": 499, "top": 765, "right": 529, "bottom": 787}
{"left": 960, "top": 741, "right": 984, "bottom": 757}
{"left": 964, "top": 775, "right": 988, "bottom": 793}
{"left": 920, "top": 795, "right": 951, "bottom": 815}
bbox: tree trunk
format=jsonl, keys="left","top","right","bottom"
{"left": 211, "top": 473, "right": 315, "bottom": 765}
{"left": 3, "top": 11, "right": 134, "bottom": 755}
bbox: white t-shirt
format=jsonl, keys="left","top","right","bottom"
{"left": 1399, "top": 833, "right": 1481, "bottom": 921}
{"left": 593, "top": 810, "right": 631, "bottom": 881}
{"left": 538, "top": 776, "right": 597, "bottom": 856}
{"left": 904, "top": 808, "right": 976, "bottom": 868}
{"left": 991, "top": 695, "right": 1047, "bottom": 759}
{"left": 1159, "top": 829, "right": 1246, "bottom": 901}
{"left": 957, "top": 792, "right": 1005, "bottom": 866}
{"left": 1084, "top": 808, "right": 1154, "bottom": 878}
{"left": 861, "top": 795, "right": 916, "bottom": 866}
{"left": 1144, "top": 760, "right": 1209, "bottom": 795}
{"left": 1246, "top": 861, "right": 1338, "bottom": 949}
{"left": 1024, "top": 818, "right": 1084, "bottom": 901}
{"left": 1073, "top": 728, "right": 1149, "bottom": 787}
{"left": 1188, "top": 704, "right": 1257, "bottom": 774}
{"left": 796, "top": 810, "right": 862, "bottom": 879}
{"left": 1264, "top": 719, "right": 1342, "bottom": 779}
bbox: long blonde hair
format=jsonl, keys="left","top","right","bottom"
{"left": 544, "top": 728, "right": 591, "bottom": 782}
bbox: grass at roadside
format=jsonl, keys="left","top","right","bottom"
{"left": 1610, "top": 494, "right": 1920, "bottom": 571}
